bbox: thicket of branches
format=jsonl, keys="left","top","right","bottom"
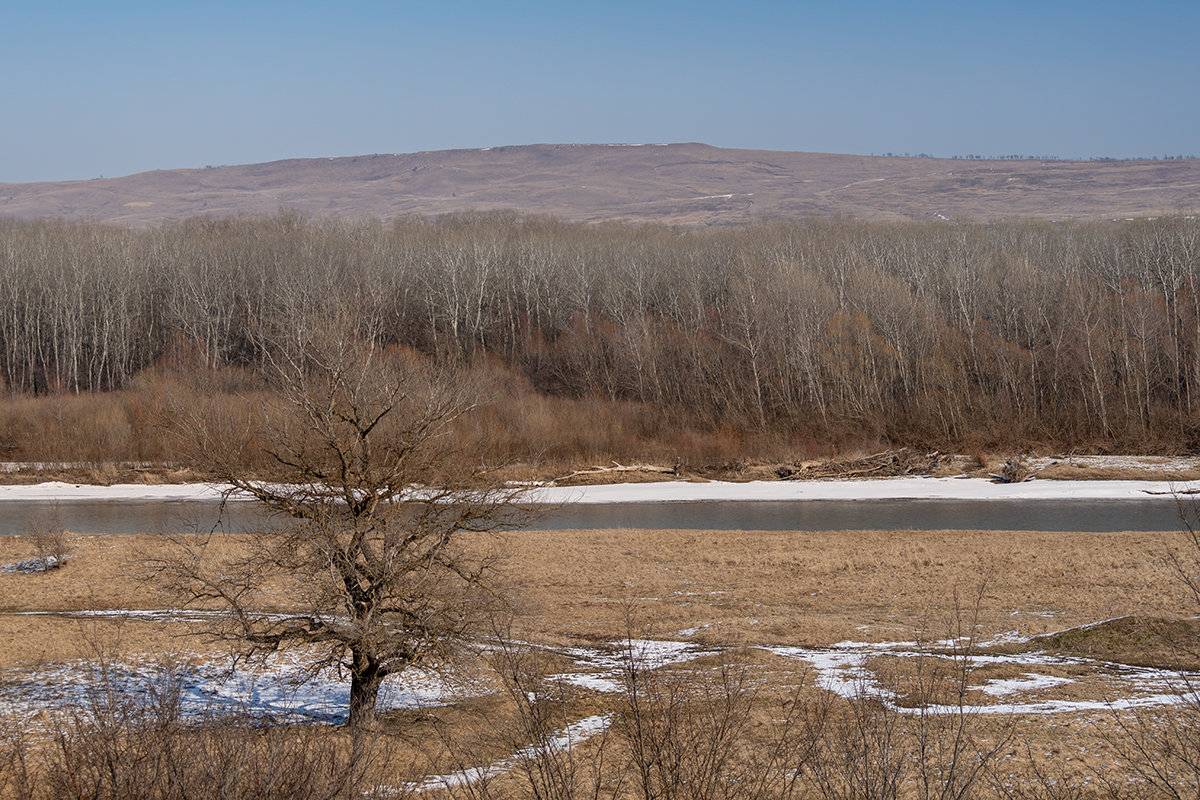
{"left": 3, "top": 211, "right": 1199, "bottom": 450}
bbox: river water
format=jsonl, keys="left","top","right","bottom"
{"left": 0, "top": 497, "right": 1187, "bottom": 535}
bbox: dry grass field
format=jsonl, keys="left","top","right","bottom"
{"left": 1, "top": 524, "right": 1198, "bottom": 797}
{"left": 0, "top": 527, "right": 1188, "bottom": 660}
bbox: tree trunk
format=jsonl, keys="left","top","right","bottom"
{"left": 348, "top": 655, "right": 384, "bottom": 728}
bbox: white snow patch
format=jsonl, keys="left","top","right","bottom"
{"left": 979, "top": 673, "right": 1074, "bottom": 696}
{"left": 553, "top": 673, "right": 625, "bottom": 693}
{"left": 918, "top": 692, "right": 1193, "bottom": 716}
{"left": 0, "top": 650, "right": 463, "bottom": 724}
{"left": 3, "top": 471, "right": 1198, "bottom": 504}
{"left": 766, "top": 640, "right": 1200, "bottom": 716}
{"left": 979, "top": 630, "right": 1031, "bottom": 646}
{"left": 551, "top": 639, "right": 715, "bottom": 694}
{"left": 1029, "top": 455, "right": 1200, "bottom": 473}
{"left": 770, "top": 644, "right": 892, "bottom": 701}
{"left": 410, "top": 714, "right": 611, "bottom": 791}
{"left": 0, "top": 482, "right": 230, "bottom": 502}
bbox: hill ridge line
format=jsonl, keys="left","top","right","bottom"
{"left": 2, "top": 142, "right": 1197, "bottom": 227}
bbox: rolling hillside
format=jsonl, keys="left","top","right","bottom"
{"left": 2, "top": 143, "right": 1198, "bottom": 226}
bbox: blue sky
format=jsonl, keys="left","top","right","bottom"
{"left": 2, "top": 0, "right": 1197, "bottom": 182}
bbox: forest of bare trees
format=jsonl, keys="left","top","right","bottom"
{"left": 1, "top": 211, "right": 1199, "bottom": 454}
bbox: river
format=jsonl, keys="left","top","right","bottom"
{"left": 0, "top": 496, "right": 1187, "bottom": 535}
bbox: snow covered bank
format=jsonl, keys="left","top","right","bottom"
{"left": 3, "top": 476, "right": 1199, "bottom": 504}
{"left": 0, "top": 482, "right": 228, "bottom": 502}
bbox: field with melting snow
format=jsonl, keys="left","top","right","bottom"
{"left": 3, "top": 609, "right": 1196, "bottom": 727}
{"left": 2, "top": 482, "right": 1199, "bottom": 792}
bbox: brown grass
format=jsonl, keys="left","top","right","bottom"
{"left": 492, "top": 528, "right": 1186, "bottom": 647}
{"left": 1026, "top": 616, "right": 1200, "bottom": 669}
{"left": 0, "top": 527, "right": 1189, "bottom": 665}
{"left": 3, "top": 525, "right": 1199, "bottom": 796}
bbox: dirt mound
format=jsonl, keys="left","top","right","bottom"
{"left": 1026, "top": 616, "right": 1200, "bottom": 670}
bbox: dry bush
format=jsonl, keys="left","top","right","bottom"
{"left": 800, "top": 667, "right": 1013, "bottom": 800}
{"left": 0, "top": 716, "right": 35, "bottom": 800}
{"left": 967, "top": 450, "right": 992, "bottom": 474}
{"left": 616, "top": 646, "right": 812, "bottom": 800}
{"left": 0, "top": 366, "right": 273, "bottom": 471}
{"left": 29, "top": 510, "right": 70, "bottom": 571}
{"left": 803, "top": 591, "right": 1011, "bottom": 800}
{"left": 801, "top": 690, "right": 906, "bottom": 800}
{"left": 434, "top": 639, "right": 620, "bottom": 800}
{"left": 994, "top": 743, "right": 1101, "bottom": 800}
{"left": 1092, "top": 700, "right": 1200, "bottom": 799}
{"left": 438, "top": 637, "right": 817, "bottom": 800}
{"left": 437, "top": 629, "right": 1015, "bottom": 800}
{"left": 0, "top": 394, "right": 130, "bottom": 464}
{"left": 1085, "top": 495, "right": 1200, "bottom": 798}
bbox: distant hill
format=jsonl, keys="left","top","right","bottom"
{"left": 2, "top": 143, "right": 1198, "bottom": 226}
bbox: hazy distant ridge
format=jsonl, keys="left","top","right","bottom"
{"left": 2, "top": 143, "right": 1198, "bottom": 226}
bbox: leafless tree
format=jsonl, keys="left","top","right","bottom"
{"left": 156, "top": 327, "right": 529, "bottom": 727}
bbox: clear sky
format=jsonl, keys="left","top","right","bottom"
{"left": 2, "top": 0, "right": 1197, "bottom": 183}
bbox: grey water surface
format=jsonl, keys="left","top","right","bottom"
{"left": 0, "top": 497, "right": 1187, "bottom": 535}
{"left": 524, "top": 498, "right": 1185, "bottom": 532}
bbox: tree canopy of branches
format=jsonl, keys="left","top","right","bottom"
{"left": 3, "top": 212, "right": 1200, "bottom": 449}
{"left": 158, "top": 331, "right": 527, "bottom": 726}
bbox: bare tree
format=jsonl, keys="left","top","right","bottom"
{"left": 158, "top": 329, "right": 528, "bottom": 727}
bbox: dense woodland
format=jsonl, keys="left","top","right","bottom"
{"left": 1, "top": 211, "right": 1199, "bottom": 459}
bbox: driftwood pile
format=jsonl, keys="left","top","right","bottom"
{"left": 551, "top": 461, "right": 678, "bottom": 485}
{"left": 776, "top": 449, "right": 952, "bottom": 480}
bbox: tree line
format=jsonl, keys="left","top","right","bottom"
{"left": 2, "top": 211, "right": 1199, "bottom": 450}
